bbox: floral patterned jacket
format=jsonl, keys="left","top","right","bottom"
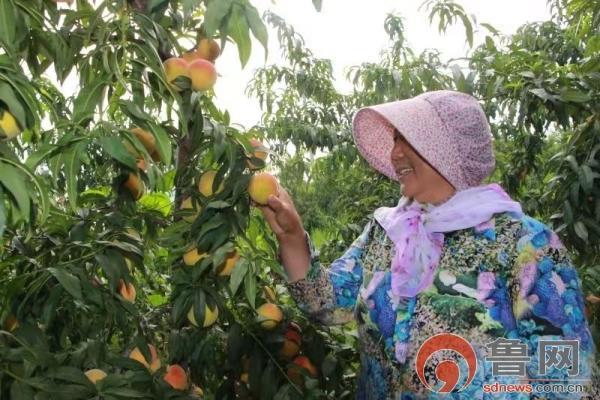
{"left": 286, "top": 211, "right": 599, "bottom": 399}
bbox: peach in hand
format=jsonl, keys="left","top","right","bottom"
{"left": 248, "top": 173, "right": 279, "bottom": 205}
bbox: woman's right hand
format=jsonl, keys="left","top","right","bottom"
{"left": 257, "top": 187, "right": 310, "bottom": 282}
{"left": 257, "top": 187, "right": 305, "bottom": 244}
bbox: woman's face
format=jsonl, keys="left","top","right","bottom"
{"left": 390, "top": 130, "right": 456, "bottom": 205}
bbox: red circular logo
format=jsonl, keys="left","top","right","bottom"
{"left": 415, "top": 333, "right": 478, "bottom": 393}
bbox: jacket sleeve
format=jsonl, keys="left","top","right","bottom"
{"left": 510, "top": 215, "right": 598, "bottom": 398}
{"left": 285, "top": 219, "right": 374, "bottom": 325}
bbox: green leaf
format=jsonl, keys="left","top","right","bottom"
{"left": 560, "top": 89, "right": 591, "bottom": 103}
{"left": 312, "top": 0, "right": 323, "bottom": 11}
{"left": 102, "top": 388, "right": 148, "bottom": 397}
{"left": 48, "top": 267, "right": 83, "bottom": 300}
{"left": 0, "top": 0, "right": 16, "bottom": 50}
{"left": 0, "top": 157, "right": 50, "bottom": 225}
{"left": 244, "top": 267, "right": 257, "bottom": 308}
{"left": 148, "top": 293, "right": 168, "bottom": 307}
{"left": 230, "top": 258, "right": 248, "bottom": 295}
{"left": 138, "top": 192, "right": 172, "bottom": 217}
{"left": 529, "top": 88, "right": 554, "bottom": 102}
{"left": 458, "top": 13, "right": 473, "bottom": 47}
{"left": 73, "top": 78, "right": 108, "bottom": 125}
{"left": 579, "top": 165, "right": 595, "bottom": 193}
{"left": 563, "top": 200, "right": 574, "bottom": 224}
{"left": 574, "top": 221, "right": 588, "bottom": 242}
{"left": 204, "top": 0, "right": 234, "bottom": 36}
{"left": 0, "top": 187, "right": 5, "bottom": 239}
{"left": 227, "top": 4, "right": 252, "bottom": 68}
{"left": 148, "top": 123, "right": 171, "bottom": 165}
{"left": 10, "top": 381, "right": 35, "bottom": 400}
{"left": 119, "top": 100, "right": 150, "bottom": 122}
{"left": 99, "top": 136, "right": 137, "bottom": 169}
{"left": 0, "top": 81, "right": 26, "bottom": 129}
{"left": 25, "top": 143, "right": 60, "bottom": 169}
{"left": 245, "top": 4, "right": 268, "bottom": 56}
{"left": 0, "top": 161, "right": 30, "bottom": 220}
{"left": 64, "top": 143, "right": 84, "bottom": 212}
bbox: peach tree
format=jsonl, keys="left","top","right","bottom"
{"left": 0, "top": 1, "right": 336, "bottom": 399}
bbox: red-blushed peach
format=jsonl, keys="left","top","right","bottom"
{"left": 118, "top": 279, "right": 136, "bottom": 303}
{"left": 287, "top": 355, "right": 318, "bottom": 386}
{"left": 189, "top": 59, "right": 217, "bottom": 91}
{"left": 163, "top": 364, "right": 188, "bottom": 390}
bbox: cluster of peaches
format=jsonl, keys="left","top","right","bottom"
{"left": 163, "top": 38, "right": 220, "bottom": 92}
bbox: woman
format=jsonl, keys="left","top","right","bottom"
{"left": 259, "top": 90, "right": 598, "bottom": 399}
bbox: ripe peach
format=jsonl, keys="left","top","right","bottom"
{"left": 123, "top": 173, "right": 145, "bottom": 200}
{"left": 118, "top": 279, "right": 136, "bottom": 303}
{"left": 256, "top": 303, "right": 283, "bottom": 330}
{"left": 3, "top": 314, "right": 19, "bottom": 332}
{"left": 217, "top": 251, "right": 240, "bottom": 276}
{"left": 197, "top": 38, "right": 221, "bottom": 62}
{"left": 84, "top": 369, "right": 107, "bottom": 384}
{"left": 163, "top": 364, "right": 188, "bottom": 390}
{"left": 246, "top": 139, "right": 269, "bottom": 170}
{"left": 129, "top": 344, "right": 161, "bottom": 373}
{"left": 187, "top": 304, "right": 219, "bottom": 328}
{"left": 180, "top": 196, "right": 201, "bottom": 223}
{"left": 135, "top": 158, "right": 147, "bottom": 171}
{"left": 287, "top": 355, "right": 317, "bottom": 386}
{"left": 280, "top": 326, "right": 302, "bottom": 360}
{"left": 183, "top": 248, "right": 208, "bottom": 266}
{"left": 131, "top": 128, "right": 156, "bottom": 155}
{"left": 163, "top": 57, "right": 190, "bottom": 90}
{"left": 248, "top": 173, "right": 279, "bottom": 205}
{"left": 189, "top": 59, "right": 217, "bottom": 91}
{"left": 198, "top": 171, "right": 224, "bottom": 197}
{"left": 280, "top": 338, "right": 300, "bottom": 360}
{"left": 293, "top": 356, "right": 317, "bottom": 377}
{"left": 0, "top": 110, "right": 22, "bottom": 139}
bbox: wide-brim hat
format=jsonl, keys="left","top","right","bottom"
{"left": 352, "top": 90, "right": 495, "bottom": 191}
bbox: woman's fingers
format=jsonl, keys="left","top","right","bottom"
{"left": 267, "top": 193, "right": 285, "bottom": 211}
{"left": 278, "top": 187, "right": 294, "bottom": 205}
{"left": 259, "top": 205, "right": 284, "bottom": 236}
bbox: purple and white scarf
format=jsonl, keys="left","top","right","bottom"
{"left": 373, "top": 184, "right": 523, "bottom": 299}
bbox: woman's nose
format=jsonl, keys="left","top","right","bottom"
{"left": 391, "top": 145, "right": 405, "bottom": 162}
